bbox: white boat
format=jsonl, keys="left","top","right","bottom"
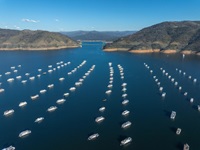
{"left": 161, "top": 92, "right": 166, "bottom": 97}
{"left": 38, "top": 69, "right": 42, "bottom": 72}
{"left": 69, "top": 87, "right": 76, "bottom": 91}
{"left": 184, "top": 92, "right": 188, "bottom": 96}
{"left": 190, "top": 98, "right": 194, "bottom": 103}
{"left": 47, "top": 106, "right": 57, "bottom": 112}
{"left": 75, "top": 82, "right": 82, "bottom": 86}
{"left": 122, "top": 110, "right": 130, "bottom": 116}
{"left": 122, "top": 93, "right": 127, "bottom": 98}
{"left": 193, "top": 78, "right": 197, "bottom": 82}
{"left": 183, "top": 143, "right": 190, "bottom": 150}
{"left": 4, "top": 109, "right": 14, "bottom": 116}
{"left": 48, "top": 65, "right": 52, "bottom": 68}
{"left": 5, "top": 72, "right": 11, "bottom": 75}
{"left": 31, "top": 94, "right": 39, "bottom": 100}
{"left": 19, "top": 101, "right": 27, "bottom": 107}
{"left": 48, "top": 84, "right": 54, "bottom": 88}
{"left": 18, "top": 65, "right": 21, "bottom": 67}
{"left": 121, "top": 121, "right": 132, "bottom": 128}
{"left": 95, "top": 116, "right": 105, "bottom": 123}
{"left": 120, "top": 137, "right": 132, "bottom": 146}
{"left": 122, "top": 99, "right": 129, "bottom": 105}
{"left": 107, "top": 84, "right": 113, "bottom": 88}
{"left": 108, "top": 62, "right": 112, "bottom": 66}
{"left": 99, "top": 107, "right": 105, "bottom": 112}
{"left": 63, "top": 93, "right": 69, "bottom": 97}
{"left": 105, "top": 90, "right": 112, "bottom": 94}
{"left": 59, "top": 77, "right": 65, "bottom": 81}
{"left": 68, "top": 72, "right": 72, "bottom": 75}
{"left": 170, "top": 111, "right": 176, "bottom": 119}
{"left": 122, "top": 83, "right": 127, "bottom": 87}
{"left": 7, "top": 78, "right": 14, "bottom": 82}
{"left": 48, "top": 70, "right": 53, "bottom": 73}
{"left": 11, "top": 66, "right": 15, "bottom": 69}
{"left": 13, "top": 70, "right": 18, "bottom": 73}
{"left": 2, "top": 145, "right": 15, "bottom": 150}
{"left": 56, "top": 99, "right": 66, "bottom": 104}
{"left": 34, "top": 117, "right": 44, "bottom": 123}
{"left": 122, "top": 88, "right": 127, "bottom": 92}
{"left": 0, "top": 88, "right": 5, "bottom": 92}
{"left": 16, "top": 76, "right": 22, "bottom": 79}
{"left": 21, "top": 80, "right": 27, "bottom": 83}
{"left": 29, "top": 76, "right": 35, "bottom": 80}
{"left": 25, "top": 73, "right": 30, "bottom": 76}
{"left": 176, "top": 128, "right": 181, "bottom": 135}
{"left": 88, "top": 133, "right": 99, "bottom": 140}
{"left": 19, "top": 130, "right": 31, "bottom": 138}
{"left": 198, "top": 105, "right": 200, "bottom": 111}
{"left": 40, "top": 89, "right": 47, "bottom": 94}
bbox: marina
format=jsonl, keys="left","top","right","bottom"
{"left": 0, "top": 42, "right": 199, "bottom": 150}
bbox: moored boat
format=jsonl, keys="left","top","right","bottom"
{"left": 176, "top": 128, "right": 181, "bottom": 135}
{"left": 183, "top": 143, "right": 189, "bottom": 150}
{"left": 56, "top": 99, "right": 66, "bottom": 104}
{"left": 122, "top": 99, "right": 129, "bottom": 105}
{"left": 19, "top": 130, "right": 31, "bottom": 138}
{"left": 34, "top": 117, "right": 44, "bottom": 123}
{"left": 122, "top": 110, "right": 130, "bottom": 116}
{"left": 121, "top": 121, "right": 132, "bottom": 128}
{"left": 170, "top": 111, "right": 176, "bottom": 119}
{"left": 19, "top": 101, "right": 27, "bottom": 107}
{"left": 95, "top": 116, "right": 105, "bottom": 123}
{"left": 47, "top": 106, "right": 57, "bottom": 112}
{"left": 88, "top": 133, "right": 99, "bottom": 140}
{"left": 120, "top": 137, "right": 132, "bottom": 146}
{"left": 2, "top": 145, "right": 15, "bottom": 150}
{"left": 4, "top": 109, "right": 14, "bottom": 116}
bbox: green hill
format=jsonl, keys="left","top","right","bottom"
{"left": 0, "top": 29, "right": 80, "bottom": 50}
{"left": 103, "top": 21, "right": 200, "bottom": 54}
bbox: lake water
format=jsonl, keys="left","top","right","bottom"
{"left": 0, "top": 42, "right": 200, "bottom": 150}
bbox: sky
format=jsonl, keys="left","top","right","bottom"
{"left": 0, "top": 0, "right": 200, "bottom": 31}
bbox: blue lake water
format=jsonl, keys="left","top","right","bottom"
{"left": 0, "top": 42, "right": 200, "bottom": 150}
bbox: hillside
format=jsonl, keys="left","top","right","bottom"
{"left": 103, "top": 21, "right": 200, "bottom": 54}
{"left": 61, "top": 31, "right": 136, "bottom": 41}
{"left": 0, "top": 29, "right": 80, "bottom": 50}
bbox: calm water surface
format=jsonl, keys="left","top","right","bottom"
{"left": 0, "top": 42, "right": 200, "bottom": 150}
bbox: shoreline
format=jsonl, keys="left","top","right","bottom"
{"left": 104, "top": 48, "right": 199, "bottom": 55}
{"left": 0, "top": 45, "right": 80, "bottom": 51}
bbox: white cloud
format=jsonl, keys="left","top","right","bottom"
{"left": 22, "top": 18, "right": 39, "bottom": 23}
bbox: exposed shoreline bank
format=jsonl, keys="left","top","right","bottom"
{"left": 104, "top": 48, "right": 200, "bottom": 55}
{"left": 0, "top": 45, "right": 80, "bottom": 51}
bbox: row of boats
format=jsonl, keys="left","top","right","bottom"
{"left": 118, "top": 64, "right": 132, "bottom": 146}
{"left": 2, "top": 63, "right": 96, "bottom": 150}
{"left": 2, "top": 60, "right": 91, "bottom": 117}
{"left": 144, "top": 63, "right": 190, "bottom": 150}
{"left": 88, "top": 63, "right": 132, "bottom": 146}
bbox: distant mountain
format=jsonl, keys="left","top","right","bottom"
{"left": 0, "top": 28, "right": 80, "bottom": 50}
{"left": 103, "top": 21, "right": 200, "bottom": 54}
{"left": 61, "top": 31, "right": 136, "bottom": 41}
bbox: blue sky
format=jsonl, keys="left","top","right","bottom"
{"left": 0, "top": 0, "right": 200, "bottom": 31}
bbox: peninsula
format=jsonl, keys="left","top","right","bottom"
{"left": 0, "top": 29, "right": 80, "bottom": 50}
{"left": 103, "top": 21, "right": 200, "bottom": 55}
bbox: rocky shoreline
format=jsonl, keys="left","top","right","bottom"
{"left": 104, "top": 48, "right": 200, "bottom": 55}
{"left": 0, "top": 45, "right": 80, "bottom": 51}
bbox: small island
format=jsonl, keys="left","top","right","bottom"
{"left": 103, "top": 21, "right": 200, "bottom": 55}
{"left": 0, "top": 29, "right": 80, "bottom": 50}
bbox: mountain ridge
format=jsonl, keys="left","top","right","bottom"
{"left": 61, "top": 30, "right": 136, "bottom": 41}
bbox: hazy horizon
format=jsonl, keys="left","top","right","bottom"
{"left": 1, "top": 0, "right": 200, "bottom": 31}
